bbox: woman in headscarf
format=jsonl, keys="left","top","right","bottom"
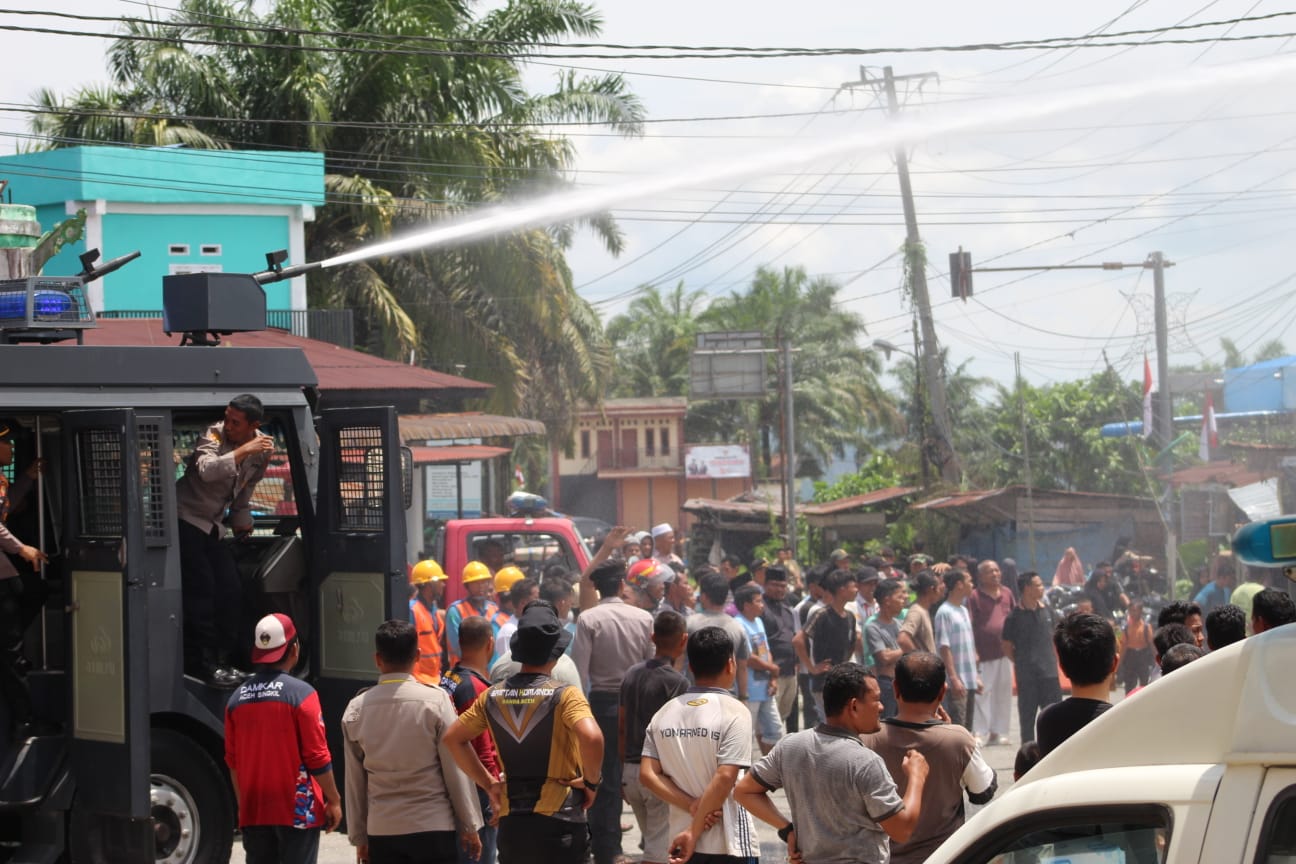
{"left": 1053, "top": 547, "right": 1085, "bottom": 587}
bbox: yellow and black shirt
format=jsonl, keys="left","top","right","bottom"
{"left": 457, "top": 672, "right": 593, "bottom": 821}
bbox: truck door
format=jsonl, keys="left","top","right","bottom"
{"left": 311, "top": 407, "right": 406, "bottom": 750}
{"left": 61, "top": 409, "right": 158, "bottom": 855}
{"left": 1242, "top": 768, "right": 1296, "bottom": 864}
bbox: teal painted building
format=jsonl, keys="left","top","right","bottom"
{"left": 0, "top": 146, "right": 324, "bottom": 313}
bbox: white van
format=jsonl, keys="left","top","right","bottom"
{"left": 925, "top": 623, "right": 1296, "bottom": 864}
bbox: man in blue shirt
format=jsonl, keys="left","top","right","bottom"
{"left": 1194, "top": 554, "right": 1234, "bottom": 616}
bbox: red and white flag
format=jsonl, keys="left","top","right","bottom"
{"left": 1199, "top": 393, "right": 1218, "bottom": 461}
{"left": 1142, "top": 355, "right": 1153, "bottom": 439}
{"left": 514, "top": 465, "right": 525, "bottom": 488}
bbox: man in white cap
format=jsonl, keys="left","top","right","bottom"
{"left": 650, "top": 524, "right": 682, "bottom": 568}
{"left": 225, "top": 614, "right": 342, "bottom": 864}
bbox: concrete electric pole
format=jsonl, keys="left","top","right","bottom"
{"left": 845, "top": 66, "right": 962, "bottom": 485}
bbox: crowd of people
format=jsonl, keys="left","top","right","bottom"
{"left": 220, "top": 526, "right": 1296, "bottom": 864}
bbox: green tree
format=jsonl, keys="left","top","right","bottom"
{"left": 970, "top": 369, "right": 1148, "bottom": 495}
{"left": 883, "top": 346, "right": 991, "bottom": 486}
{"left": 32, "top": 0, "right": 644, "bottom": 439}
{"left": 605, "top": 281, "right": 708, "bottom": 397}
{"left": 1220, "top": 336, "right": 1288, "bottom": 369}
{"left": 689, "top": 265, "right": 900, "bottom": 478}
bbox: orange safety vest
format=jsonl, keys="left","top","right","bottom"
{"left": 410, "top": 599, "right": 446, "bottom": 684}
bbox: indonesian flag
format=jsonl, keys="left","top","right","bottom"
{"left": 514, "top": 465, "right": 525, "bottom": 488}
{"left": 1142, "top": 355, "right": 1153, "bottom": 439}
{"left": 1199, "top": 393, "right": 1218, "bottom": 461}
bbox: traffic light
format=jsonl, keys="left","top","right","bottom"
{"left": 950, "top": 248, "right": 972, "bottom": 300}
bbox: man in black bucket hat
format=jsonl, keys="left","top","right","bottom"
{"left": 446, "top": 601, "right": 605, "bottom": 864}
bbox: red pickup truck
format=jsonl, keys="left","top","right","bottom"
{"left": 433, "top": 516, "right": 593, "bottom": 604}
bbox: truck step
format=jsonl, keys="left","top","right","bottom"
{"left": 0, "top": 735, "right": 64, "bottom": 809}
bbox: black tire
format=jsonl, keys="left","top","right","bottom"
{"left": 150, "top": 730, "right": 234, "bottom": 864}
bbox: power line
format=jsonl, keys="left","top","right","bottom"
{"left": 581, "top": 91, "right": 856, "bottom": 299}
{"left": 9, "top": 7, "right": 1296, "bottom": 58}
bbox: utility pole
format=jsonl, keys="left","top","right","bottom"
{"left": 847, "top": 66, "right": 961, "bottom": 485}
{"left": 913, "top": 317, "right": 929, "bottom": 489}
{"left": 1016, "top": 352, "right": 1037, "bottom": 571}
{"left": 1151, "top": 251, "right": 1178, "bottom": 599}
{"left": 781, "top": 333, "right": 798, "bottom": 559}
{"left": 968, "top": 252, "right": 1177, "bottom": 591}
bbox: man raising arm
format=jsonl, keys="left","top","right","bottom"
{"left": 734, "top": 662, "right": 929, "bottom": 864}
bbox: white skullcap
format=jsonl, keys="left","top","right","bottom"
{"left": 651, "top": 523, "right": 674, "bottom": 538}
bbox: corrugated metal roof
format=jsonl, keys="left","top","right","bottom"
{"left": 1228, "top": 479, "right": 1282, "bottom": 522}
{"left": 682, "top": 497, "right": 781, "bottom": 518}
{"left": 409, "top": 444, "right": 511, "bottom": 464}
{"left": 801, "top": 486, "right": 919, "bottom": 515}
{"left": 400, "top": 413, "right": 545, "bottom": 441}
{"left": 84, "top": 319, "right": 492, "bottom": 394}
{"left": 912, "top": 485, "right": 1152, "bottom": 511}
{"left": 912, "top": 488, "right": 1009, "bottom": 510}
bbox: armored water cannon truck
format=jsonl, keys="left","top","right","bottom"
{"left": 0, "top": 254, "right": 408, "bottom": 864}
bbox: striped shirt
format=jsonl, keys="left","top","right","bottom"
{"left": 935, "top": 602, "right": 978, "bottom": 688}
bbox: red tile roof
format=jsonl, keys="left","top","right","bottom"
{"left": 83, "top": 318, "right": 492, "bottom": 393}
{"left": 1165, "top": 461, "right": 1272, "bottom": 487}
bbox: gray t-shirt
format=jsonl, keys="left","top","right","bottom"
{"left": 750, "top": 724, "right": 903, "bottom": 864}
{"left": 687, "top": 610, "right": 752, "bottom": 661}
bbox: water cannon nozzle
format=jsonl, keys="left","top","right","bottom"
{"left": 253, "top": 249, "right": 322, "bottom": 284}
{"left": 78, "top": 248, "right": 142, "bottom": 284}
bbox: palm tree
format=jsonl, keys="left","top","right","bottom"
{"left": 884, "top": 347, "right": 991, "bottom": 484}
{"left": 31, "top": 0, "right": 644, "bottom": 441}
{"left": 605, "top": 282, "right": 709, "bottom": 398}
{"left": 691, "top": 266, "right": 900, "bottom": 479}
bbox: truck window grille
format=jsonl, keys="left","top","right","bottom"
{"left": 138, "top": 421, "right": 168, "bottom": 545}
{"left": 78, "top": 429, "right": 122, "bottom": 538}
{"left": 337, "top": 425, "right": 384, "bottom": 532}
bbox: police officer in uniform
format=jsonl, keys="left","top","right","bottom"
{"left": 176, "top": 394, "right": 273, "bottom": 687}
{"left": 0, "top": 420, "right": 48, "bottom": 739}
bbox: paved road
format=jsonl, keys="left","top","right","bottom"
{"left": 232, "top": 693, "right": 1034, "bottom": 864}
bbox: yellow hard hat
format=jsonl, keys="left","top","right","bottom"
{"left": 494, "top": 565, "right": 526, "bottom": 594}
{"left": 410, "top": 559, "right": 446, "bottom": 586}
{"left": 462, "top": 560, "right": 492, "bottom": 584}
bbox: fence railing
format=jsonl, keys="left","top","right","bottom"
{"left": 100, "top": 308, "right": 355, "bottom": 349}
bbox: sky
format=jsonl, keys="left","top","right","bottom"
{"left": 3, "top": 1, "right": 1296, "bottom": 398}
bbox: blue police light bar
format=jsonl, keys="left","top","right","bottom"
{"left": 1233, "top": 517, "right": 1296, "bottom": 566}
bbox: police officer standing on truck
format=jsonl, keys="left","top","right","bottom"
{"left": 0, "top": 420, "right": 49, "bottom": 740}
{"left": 176, "top": 394, "right": 273, "bottom": 688}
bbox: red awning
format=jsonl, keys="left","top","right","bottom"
{"left": 409, "top": 444, "right": 511, "bottom": 465}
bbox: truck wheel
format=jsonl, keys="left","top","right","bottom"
{"left": 151, "top": 730, "right": 234, "bottom": 864}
